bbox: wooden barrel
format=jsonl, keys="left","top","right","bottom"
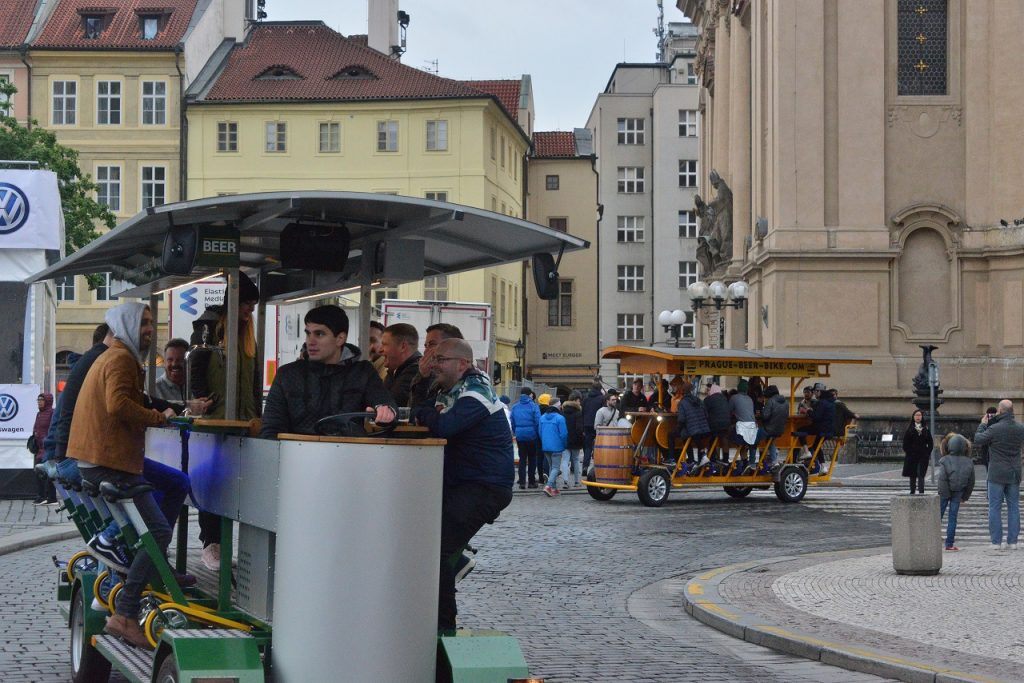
{"left": 594, "top": 426, "right": 634, "bottom": 485}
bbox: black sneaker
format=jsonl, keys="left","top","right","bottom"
{"left": 87, "top": 535, "right": 131, "bottom": 572}
{"left": 32, "top": 499, "right": 46, "bottom": 506}
{"left": 454, "top": 553, "right": 475, "bottom": 584}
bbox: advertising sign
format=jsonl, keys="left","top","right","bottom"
{"left": 680, "top": 359, "right": 823, "bottom": 378}
{"left": 0, "top": 384, "right": 41, "bottom": 467}
{"left": 0, "top": 170, "right": 61, "bottom": 250}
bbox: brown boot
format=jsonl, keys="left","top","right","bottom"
{"left": 105, "top": 613, "right": 153, "bottom": 650}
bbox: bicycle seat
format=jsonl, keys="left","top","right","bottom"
{"left": 34, "top": 462, "right": 57, "bottom": 481}
{"left": 80, "top": 479, "right": 101, "bottom": 496}
{"left": 99, "top": 481, "right": 154, "bottom": 501}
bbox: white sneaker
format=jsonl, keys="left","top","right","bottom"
{"left": 201, "top": 543, "right": 220, "bottom": 571}
{"left": 698, "top": 455, "right": 710, "bottom": 468}
{"left": 798, "top": 448, "right": 812, "bottom": 462}
{"left": 1008, "top": 543, "right": 1019, "bottom": 550}
{"left": 991, "top": 543, "right": 1003, "bottom": 550}
{"left": 820, "top": 463, "right": 830, "bottom": 475}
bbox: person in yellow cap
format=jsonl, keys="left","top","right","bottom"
{"left": 537, "top": 393, "right": 551, "bottom": 407}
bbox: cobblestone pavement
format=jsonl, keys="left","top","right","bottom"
{"left": 0, "top": 489, "right": 897, "bottom": 682}
{"left": 0, "top": 499, "right": 68, "bottom": 537}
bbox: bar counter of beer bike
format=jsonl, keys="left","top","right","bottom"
{"left": 146, "top": 421, "right": 447, "bottom": 682}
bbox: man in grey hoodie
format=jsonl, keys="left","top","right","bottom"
{"left": 973, "top": 399, "right": 1024, "bottom": 549}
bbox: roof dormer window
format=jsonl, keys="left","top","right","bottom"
{"left": 255, "top": 65, "right": 303, "bottom": 81}
{"left": 136, "top": 11, "right": 170, "bottom": 40}
{"left": 142, "top": 16, "right": 158, "bottom": 39}
{"left": 329, "top": 65, "right": 378, "bottom": 81}
{"left": 79, "top": 11, "right": 114, "bottom": 39}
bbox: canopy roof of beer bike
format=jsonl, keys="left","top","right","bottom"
{"left": 25, "top": 191, "right": 589, "bottom": 299}
{"left": 602, "top": 345, "right": 872, "bottom": 379}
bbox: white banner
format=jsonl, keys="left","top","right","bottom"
{"left": 0, "top": 384, "right": 41, "bottom": 439}
{"left": 0, "top": 170, "right": 61, "bottom": 250}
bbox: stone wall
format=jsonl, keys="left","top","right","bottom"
{"left": 844, "top": 415, "right": 981, "bottom": 463}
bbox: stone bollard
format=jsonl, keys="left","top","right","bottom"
{"left": 891, "top": 494, "right": 942, "bottom": 575}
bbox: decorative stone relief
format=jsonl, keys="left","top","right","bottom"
{"left": 886, "top": 105, "right": 963, "bottom": 138}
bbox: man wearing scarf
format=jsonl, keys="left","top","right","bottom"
{"left": 68, "top": 302, "right": 176, "bottom": 649}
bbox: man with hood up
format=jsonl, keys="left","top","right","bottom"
{"left": 260, "top": 304, "right": 396, "bottom": 438}
{"left": 31, "top": 392, "right": 55, "bottom": 504}
{"left": 68, "top": 302, "right": 178, "bottom": 649}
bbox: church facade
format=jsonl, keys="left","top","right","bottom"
{"left": 677, "top": 0, "right": 1024, "bottom": 413}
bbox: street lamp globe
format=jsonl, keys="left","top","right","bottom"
{"left": 669, "top": 309, "right": 686, "bottom": 325}
{"left": 658, "top": 310, "right": 673, "bottom": 326}
{"left": 687, "top": 281, "right": 709, "bottom": 301}
{"left": 727, "top": 280, "right": 749, "bottom": 303}
{"left": 708, "top": 280, "right": 728, "bottom": 301}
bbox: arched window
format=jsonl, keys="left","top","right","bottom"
{"left": 897, "top": 0, "right": 947, "bottom": 96}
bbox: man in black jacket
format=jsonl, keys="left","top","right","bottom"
{"left": 260, "top": 305, "right": 396, "bottom": 438}
{"left": 382, "top": 323, "right": 422, "bottom": 408}
{"left": 581, "top": 381, "right": 605, "bottom": 476}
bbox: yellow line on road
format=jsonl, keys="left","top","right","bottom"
{"left": 695, "top": 601, "right": 737, "bottom": 619}
{"left": 687, "top": 583, "right": 704, "bottom": 595}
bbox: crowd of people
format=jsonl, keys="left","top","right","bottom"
{"left": 33, "top": 275, "right": 515, "bottom": 646}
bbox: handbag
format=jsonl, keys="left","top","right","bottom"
{"left": 26, "top": 434, "right": 38, "bottom": 455}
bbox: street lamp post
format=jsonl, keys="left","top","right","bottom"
{"left": 657, "top": 309, "right": 687, "bottom": 347}
{"left": 685, "top": 280, "right": 748, "bottom": 348}
{"left": 513, "top": 338, "right": 525, "bottom": 381}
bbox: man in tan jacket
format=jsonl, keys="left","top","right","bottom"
{"left": 69, "top": 302, "right": 175, "bottom": 649}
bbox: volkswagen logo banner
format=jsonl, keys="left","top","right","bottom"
{"left": 0, "top": 384, "right": 40, "bottom": 439}
{"left": 0, "top": 170, "right": 61, "bottom": 250}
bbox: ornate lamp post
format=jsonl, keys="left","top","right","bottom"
{"left": 513, "top": 339, "right": 525, "bottom": 381}
{"left": 686, "top": 280, "right": 748, "bottom": 348}
{"left": 658, "top": 309, "right": 688, "bottom": 347}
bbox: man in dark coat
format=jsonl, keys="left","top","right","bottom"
{"left": 703, "top": 384, "right": 731, "bottom": 465}
{"left": 381, "top": 322, "right": 422, "bottom": 408}
{"left": 620, "top": 378, "right": 651, "bottom": 413}
{"left": 759, "top": 385, "right": 789, "bottom": 470}
{"left": 581, "top": 381, "right": 605, "bottom": 476}
{"left": 973, "top": 399, "right": 1024, "bottom": 549}
{"left": 261, "top": 305, "right": 395, "bottom": 438}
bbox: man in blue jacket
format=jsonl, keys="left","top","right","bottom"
{"left": 414, "top": 338, "right": 514, "bottom": 631}
{"left": 510, "top": 387, "right": 542, "bottom": 489}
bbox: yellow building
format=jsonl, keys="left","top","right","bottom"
{"left": 26, "top": 0, "right": 246, "bottom": 368}
{"left": 185, "top": 22, "right": 532, "bottom": 371}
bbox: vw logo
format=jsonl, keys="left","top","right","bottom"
{"left": 0, "top": 183, "right": 30, "bottom": 235}
{"left": 0, "top": 394, "right": 18, "bottom": 422}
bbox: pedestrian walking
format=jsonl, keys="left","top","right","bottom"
{"left": 562, "top": 391, "right": 585, "bottom": 488}
{"left": 539, "top": 397, "right": 569, "bottom": 496}
{"left": 510, "top": 388, "right": 542, "bottom": 489}
{"left": 901, "top": 409, "right": 933, "bottom": 494}
{"left": 581, "top": 381, "right": 605, "bottom": 477}
{"left": 972, "top": 399, "right": 1024, "bottom": 550}
{"left": 31, "top": 393, "right": 55, "bottom": 505}
{"left": 936, "top": 434, "right": 975, "bottom": 551}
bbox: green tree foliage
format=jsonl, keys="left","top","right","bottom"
{"left": 0, "top": 80, "right": 115, "bottom": 259}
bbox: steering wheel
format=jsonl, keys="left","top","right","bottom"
{"left": 314, "top": 412, "right": 397, "bottom": 438}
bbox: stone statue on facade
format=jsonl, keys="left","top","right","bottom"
{"left": 693, "top": 169, "right": 734, "bottom": 276}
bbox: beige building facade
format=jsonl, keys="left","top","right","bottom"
{"left": 525, "top": 130, "right": 599, "bottom": 391}
{"left": 678, "top": 0, "right": 1024, "bottom": 413}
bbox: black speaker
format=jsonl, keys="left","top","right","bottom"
{"left": 161, "top": 225, "right": 198, "bottom": 275}
{"left": 532, "top": 252, "right": 559, "bottom": 300}
{"left": 280, "top": 223, "right": 350, "bottom": 271}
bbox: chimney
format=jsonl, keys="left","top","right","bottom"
{"left": 367, "top": 0, "right": 399, "bottom": 57}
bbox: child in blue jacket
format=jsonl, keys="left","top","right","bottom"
{"left": 539, "top": 398, "right": 569, "bottom": 496}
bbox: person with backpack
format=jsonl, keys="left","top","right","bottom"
{"left": 510, "top": 388, "right": 542, "bottom": 489}
{"left": 562, "top": 391, "right": 586, "bottom": 488}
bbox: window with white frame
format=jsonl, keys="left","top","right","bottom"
{"left": 679, "top": 160, "right": 698, "bottom": 188}
{"left": 141, "top": 166, "right": 165, "bottom": 208}
{"left": 425, "top": 191, "right": 447, "bottom": 202}
{"left": 500, "top": 282, "right": 507, "bottom": 326}
{"left": 95, "top": 272, "right": 113, "bottom": 301}
{"left": 678, "top": 260, "right": 698, "bottom": 289}
{"left": 617, "top": 265, "right": 645, "bottom": 292}
{"left": 687, "top": 62, "right": 697, "bottom": 85}
{"left": 678, "top": 209, "right": 697, "bottom": 238}
{"left": 548, "top": 280, "right": 572, "bottom": 327}
{"left": 52, "top": 81, "right": 76, "bottom": 125}
{"left": 426, "top": 120, "right": 447, "bottom": 151}
{"left": 56, "top": 275, "right": 75, "bottom": 302}
{"left": 319, "top": 122, "right": 340, "bottom": 153}
{"left": 489, "top": 127, "right": 496, "bottom": 160}
{"left": 372, "top": 288, "right": 399, "bottom": 312}
{"left": 617, "top": 117, "right": 645, "bottom": 145}
{"left": 617, "top": 215, "right": 645, "bottom": 243}
{"left": 96, "top": 80, "right": 121, "bottom": 125}
{"left": 217, "top": 122, "right": 238, "bottom": 152}
{"left": 500, "top": 134, "right": 506, "bottom": 167}
{"left": 141, "top": 15, "right": 159, "bottom": 40}
{"left": 95, "top": 166, "right": 121, "bottom": 212}
{"left": 678, "top": 109, "right": 697, "bottom": 137}
{"left": 265, "top": 121, "right": 286, "bottom": 152}
{"left": 618, "top": 372, "right": 644, "bottom": 388}
{"left": 0, "top": 74, "right": 11, "bottom": 115}
{"left": 423, "top": 274, "right": 448, "bottom": 300}
{"left": 616, "top": 313, "right": 644, "bottom": 341}
{"left": 681, "top": 311, "right": 695, "bottom": 339}
{"left": 617, "top": 167, "right": 645, "bottom": 193}
{"left": 141, "top": 81, "right": 166, "bottom": 125}
{"left": 377, "top": 120, "right": 398, "bottom": 152}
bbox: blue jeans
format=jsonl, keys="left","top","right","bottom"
{"left": 79, "top": 465, "right": 172, "bottom": 619}
{"left": 97, "top": 458, "right": 189, "bottom": 542}
{"left": 566, "top": 448, "right": 582, "bottom": 485}
{"left": 545, "top": 451, "right": 569, "bottom": 488}
{"left": 987, "top": 480, "right": 1020, "bottom": 545}
{"left": 940, "top": 493, "right": 962, "bottom": 548}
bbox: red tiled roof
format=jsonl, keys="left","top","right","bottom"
{"left": 203, "top": 23, "right": 492, "bottom": 104}
{"left": 0, "top": 0, "right": 38, "bottom": 49}
{"left": 462, "top": 79, "right": 520, "bottom": 122}
{"left": 533, "top": 131, "right": 577, "bottom": 158}
{"left": 33, "top": 0, "right": 198, "bottom": 50}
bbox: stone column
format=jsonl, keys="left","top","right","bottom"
{"left": 728, "top": 7, "right": 752, "bottom": 268}
{"left": 711, "top": 6, "right": 731, "bottom": 180}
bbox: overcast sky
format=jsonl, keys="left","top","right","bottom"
{"left": 266, "top": 0, "right": 690, "bottom": 131}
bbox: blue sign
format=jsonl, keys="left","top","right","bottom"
{"left": 179, "top": 287, "right": 199, "bottom": 315}
{"left": 0, "top": 394, "right": 19, "bottom": 422}
{"left": 0, "top": 183, "right": 30, "bottom": 235}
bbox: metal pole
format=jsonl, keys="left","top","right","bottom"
{"left": 224, "top": 269, "right": 239, "bottom": 421}
{"left": 928, "top": 361, "right": 938, "bottom": 485}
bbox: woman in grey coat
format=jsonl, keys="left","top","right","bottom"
{"left": 936, "top": 434, "right": 975, "bottom": 552}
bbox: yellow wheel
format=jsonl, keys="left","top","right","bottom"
{"left": 92, "top": 571, "right": 112, "bottom": 612}
{"left": 143, "top": 604, "right": 190, "bottom": 649}
{"left": 66, "top": 551, "right": 93, "bottom": 584}
{"left": 106, "top": 582, "right": 123, "bottom": 614}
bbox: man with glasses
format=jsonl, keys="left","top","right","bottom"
{"left": 413, "top": 338, "right": 514, "bottom": 631}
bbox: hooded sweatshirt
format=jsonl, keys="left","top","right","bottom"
{"left": 32, "top": 393, "right": 54, "bottom": 461}
{"left": 936, "top": 434, "right": 976, "bottom": 500}
{"left": 105, "top": 302, "right": 148, "bottom": 365}
{"left": 510, "top": 394, "right": 542, "bottom": 441}
{"left": 539, "top": 406, "right": 568, "bottom": 453}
